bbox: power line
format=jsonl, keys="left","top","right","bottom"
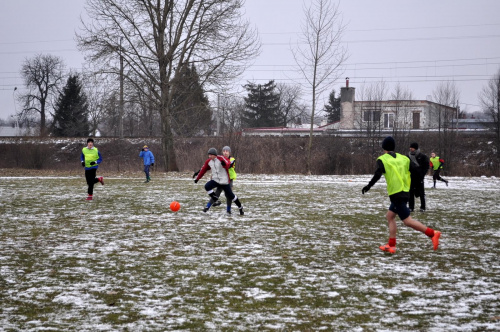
{"left": 244, "top": 56, "right": 500, "bottom": 67}
{"left": 239, "top": 77, "right": 492, "bottom": 84}
{"left": 0, "top": 39, "right": 75, "bottom": 45}
{"left": 1, "top": 33, "right": 499, "bottom": 56}
{"left": 260, "top": 23, "right": 500, "bottom": 34}
{"left": 265, "top": 34, "right": 500, "bottom": 46}
{"left": 0, "top": 49, "right": 80, "bottom": 55}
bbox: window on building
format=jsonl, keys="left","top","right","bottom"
{"left": 413, "top": 112, "right": 420, "bottom": 129}
{"left": 363, "top": 110, "right": 381, "bottom": 122}
{"left": 383, "top": 113, "right": 394, "bottom": 128}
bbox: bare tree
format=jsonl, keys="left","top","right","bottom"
{"left": 18, "top": 54, "right": 65, "bottom": 136}
{"left": 292, "top": 0, "right": 348, "bottom": 174}
{"left": 390, "top": 83, "right": 413, "bottom": 145}
{"left": 432, "top": 81, "right": 460, "bottom": 154}
{"left": 217, "top": 93, "right": 245, "bottom": 135}
{"left": 356, "top": 81, "right": 387, "bottom": 156}
{"left": 478, "top": 67, "right": 500, "bottom": 167}
{"left": 77, "top": 0, "right": 260, "bottom": 171}
{"left": 82, "top": 72, "right": 116, "bottom": 136}
{"left": 275, "top": 83, "right": 307, "bottom": 127}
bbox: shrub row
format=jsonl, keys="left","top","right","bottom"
{"left": 0, "top": 132, "right": 497, "bottom": 176}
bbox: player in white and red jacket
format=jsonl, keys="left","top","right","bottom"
{"left": 194, "top": 147, "right": 244, "bottom": 215}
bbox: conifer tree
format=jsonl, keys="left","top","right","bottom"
{"left": 323, "top": 89, "right": 341, "bottom": 123}
{"left": 52, "top": 74, "right": 89, "bottom": 137}
{"left": 170, "top": 64, "right": 212, "bottom": 136}
{"left": 242, "top": 80, "right": 280, "bottom": 128}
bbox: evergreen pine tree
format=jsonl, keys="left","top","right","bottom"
{"left": 171, "top": 64, "right": 212, "bottom": 136}
{"left": 52, "top": 74, "right": 89, "bottom": 136}
{"left": 323, "top": 89, "right": 341, "bottom": 123}
{"left": 242, "top": 80, "right": 280, "bottom": 128}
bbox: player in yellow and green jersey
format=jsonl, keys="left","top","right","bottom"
{"left": 430, "top": 152, "right": 449, "bottom": 188}
{"left": 80, "top": 138, "right": 104, "bottom": 200}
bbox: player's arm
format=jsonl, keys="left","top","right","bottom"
{"left": 422, "top": 156, "right": 430, "bottom": 175}
{"left": 362, "top": 160, "right": 384, "bottom": 194}
{"left": 216, "top": 156, "right": 230, "bottom": 169}
{"left": 96, "top": 151, "right": 103, "bottom": 164}
{"left": 439, "top": 158, "right": 445, "bottom": 168}
{"left": 194, "top": 160, "right": 211, "bottom": 182}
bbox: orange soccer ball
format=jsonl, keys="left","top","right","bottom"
{"left": 170, "top": 201, "right": 181, "bottom": 212}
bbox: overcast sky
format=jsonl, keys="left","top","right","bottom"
{"left": 1, "top": 0, "right": 499, "bottom": 121}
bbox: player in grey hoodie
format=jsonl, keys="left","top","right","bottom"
{"left": 194, "top": 148, "right": 244, "bottom": 215}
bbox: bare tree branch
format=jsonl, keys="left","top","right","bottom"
{"left": 18, "top": 54, "right": 65, "bottom": 136}
{"left": 77, "top": 0, "right": 260, "bottom": 170}
{"left": 292, "top": 0, "right": 348, "bottom": 174}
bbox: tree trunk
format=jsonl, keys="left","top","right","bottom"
{"left": 40, "top": 106, "right": 47, "bottom": 137}
{"left": 160, "top": 101, "right": 179, "bottom": 172}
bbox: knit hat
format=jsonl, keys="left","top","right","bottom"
{"left": 143, "top": 145, "right": 148, "bottom": 149}
{"left": 222, "top": 146, "right": 231, "bottom": 153}
{"left": 207, "top": 147, "right": 217, "bottom": 155}
{"left": 382, "top": 136, "right": 395, "bottom": 151}
{"left": 410, "top": 142, "right": 419, "bottom": 150}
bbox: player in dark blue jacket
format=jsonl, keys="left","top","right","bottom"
{"left": 139, "top": 145, "right": 155, "bottom": 183}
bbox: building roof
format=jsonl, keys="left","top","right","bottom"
{"left": 355, "top": 99, "right": 457, "bottom": 111}
{"left": 0, "top": 126, "right": 20, "bottom": 136}
{"left": 242, "top": 122, "right": 339, "bottom": 136}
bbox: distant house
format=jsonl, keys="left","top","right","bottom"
{"left": 240, "top": 79, "right": 461, "bottom": 137}
{"left": 0, "top": 125, "right": 21, "bottom": 137}
{"left": 339, "top": 79, "right": 458, "bottom": 131}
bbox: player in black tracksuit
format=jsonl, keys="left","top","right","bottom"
{"left": 407, "top": 142, "right": 429, "bottom": 212}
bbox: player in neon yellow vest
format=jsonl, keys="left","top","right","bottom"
{"left": 80, "top": 138, "right": 104, "bottom": 200}
{"left": 362, "top": 136, "right": 441, "bottom": 254}
{"left": 430, "top": 152, "right": 449, "bottom": 188}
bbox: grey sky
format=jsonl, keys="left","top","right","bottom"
{"left": 1, "top": 0, "right": 499, "bottom": 121}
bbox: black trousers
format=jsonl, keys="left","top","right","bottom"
{"left": 85, "top": 168, "right": 98, "bottom": 195}
{"left": 433, "top": 169, "right": 446, "bottom": 184}
{"left": 211, "top": 179, "right": 233, "bottom": 204}
{"left": 409, "top": 177, "right": 426, "bottom": 210}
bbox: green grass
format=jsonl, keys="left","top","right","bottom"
{"left": 0, "top": 173, "right": 499, "bottom": 331}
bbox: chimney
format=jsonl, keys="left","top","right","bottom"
{"left": 346, "top": 77, "right": 349, "bottom": 88}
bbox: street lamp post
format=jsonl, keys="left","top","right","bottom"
{"left": 12, "top": 87, "right": 19, "bottom": 136}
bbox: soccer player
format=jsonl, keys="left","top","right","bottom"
{"left": 206, "top": 146, "right": 237, "bottom": 209}
{"left": 80, "top": 138, "right": 104, "bottom": 200}
{"left": 194, "top": 147, "right": 244, "bottom": 215}
{"left": 362, "top": 136, "right": 441, "bottom": 254}
{"left": 139, "top": 145, "right": 155, "bottom": 183}
{"left": 429, "top": 152, "right": 449, "bottom": 188}
{"left": 407, "top": 142, "right": 429, "bottom": 212}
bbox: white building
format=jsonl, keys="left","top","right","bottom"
{"left": 339, "top": 80, "right": 458, "bottom": 131}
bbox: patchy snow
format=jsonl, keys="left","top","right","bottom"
{"left": 0, "top": 174, "right": 498, "bottom": 330}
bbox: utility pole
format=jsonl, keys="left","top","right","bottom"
{"left": 119, "top": 37, "right": 124, "bottom": 138}
{"left": 12, "top": 87, "right": 19, "bottom": 136}
{"left": 216, "top": 93, "right": 220, "bottom": 136}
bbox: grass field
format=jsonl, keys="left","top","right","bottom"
{"left": 0, "top": 172, "right": 499, "bottom": 331}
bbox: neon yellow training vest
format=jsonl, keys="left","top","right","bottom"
{"left": 430, "top": 156, "right": 441, "bottom": 170}
{"left": 82, "top": 147, "right": 99, "bottom": 168}
{"left": 228, "top": 157, "right": 237, "bottom": 180}
{"left": 377, "top": 153, "right": 411, "bottom": 196}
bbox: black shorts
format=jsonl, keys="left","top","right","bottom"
{"left": 389, "top": 198, "right": 411, "bottom": 220}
